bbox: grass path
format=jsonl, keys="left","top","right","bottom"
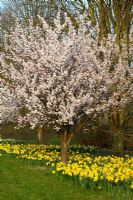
{"left": 0, "top": 154, "right": 112, "bottom": 200}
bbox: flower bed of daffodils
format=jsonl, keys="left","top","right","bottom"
{"left": 0, "top": 143, "right": 133, "bottom": 191}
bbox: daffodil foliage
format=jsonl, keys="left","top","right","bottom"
{"left": 0, "top": 144, "right": 133, "bottom": 190}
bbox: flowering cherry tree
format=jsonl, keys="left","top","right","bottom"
{"left": 1, "top": 15, "right": 133, "bottom": 162}
{"left": 0, "top": 79, "right": 19, "bottom": 125}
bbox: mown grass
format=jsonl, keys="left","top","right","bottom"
{"left": 0, "top": 153, "right": 115, "bottom": 200}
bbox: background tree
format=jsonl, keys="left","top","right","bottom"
{"left": 0, "top": 0, "right": 60, "bottom": 29}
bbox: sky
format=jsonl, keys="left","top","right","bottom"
{"left": 0, "top": 1, "right": 4, "bottom": 9}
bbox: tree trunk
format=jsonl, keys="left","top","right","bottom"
{"left": 37, "top": 126, "right": 44, "bottom": 144}
{"left": 61, "top": 129, "right": 72, "bottom": 163}
{"left": 112, "top": 131, "right": 124, "bottom": 152}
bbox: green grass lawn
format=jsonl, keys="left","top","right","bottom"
{"left": 0, "top": 154, "right": 114, "bottom": 200}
